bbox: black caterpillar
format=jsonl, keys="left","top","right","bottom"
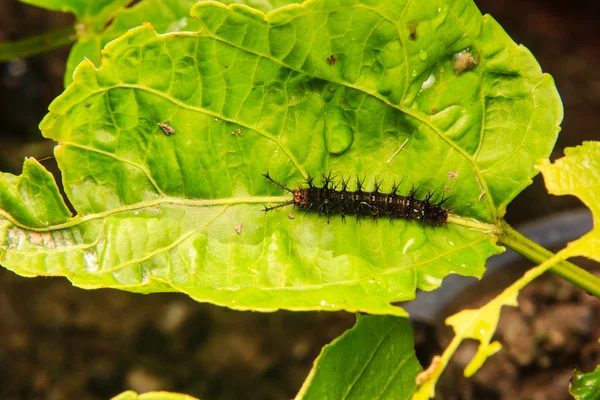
{"left": 263, "top": 172, "right": 449, "bottom": 226}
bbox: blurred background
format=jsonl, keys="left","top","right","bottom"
{"left": 0, "top": 0, "right": 598, "bottom": 399}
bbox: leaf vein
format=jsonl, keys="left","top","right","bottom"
{"left": 0, "top": 196, "right": 289, "bottom": 232}
{"left": 62, "top": 141, "right": 166, "bottom": 196}
{"left": 197, "top": 30, "right": 497, "bottom": 219}
{"left": 115, "top": 83, "right": 308, "bottom": 178}
{"left": 373, "top": 352, "right": 413, "bottom": 400}
{"left": 341, "top": 318, "right": 400, "bottom": 400}
{"left": 100, "top": 205, "right": 228, "bottom": 274}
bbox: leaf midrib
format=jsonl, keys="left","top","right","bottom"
{"left": 108, "top": 234, "right": 490, "bottom": 290}
{"left": 341, "top": 319, "right": 400, "bottom": 400}
{"left": 1, "top": 201, "right": 490, "bottom": 293}
{"left": 0, "top": 195, "right": 289, "bottom": 232}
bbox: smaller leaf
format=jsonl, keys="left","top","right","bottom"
{"left": 297, "top": 315, "right": 421, "bottom": 400}
{"left": 111, "top": 391, "right": 200, "bottom": 400}
{"left": 0, "top": 158, "right": 71, "bottom": 228}
{"left": 537, "top": 141, "right": 600, "bottom": 262}
{"left": 446, "top": 307, "right": 508, "bottom": 378}
{"left": 570, "top": 366, "right": 600, "bottom": 400}
{"left": 413, "top": 291, "right": 518, "bottom": 400}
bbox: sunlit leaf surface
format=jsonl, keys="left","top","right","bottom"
{"left": 1, "top": 0, "right": 562, "bottom": 315}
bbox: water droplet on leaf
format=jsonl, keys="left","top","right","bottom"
{"left": 400, "top": 226, "right": 427, "bottom": 253}
{"left": 324, "top": 109, "right": 354, "bottom": 155}
{"left": 420, "top": 74, "right": 436, "bottom": 91}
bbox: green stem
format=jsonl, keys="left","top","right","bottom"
{"left": 0, "top": 25, "right": 77, "bottom": 61}
{"left": 499, "top": 222, "right": 600, "bottom": 298}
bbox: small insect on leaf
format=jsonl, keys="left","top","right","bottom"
{"left": 327, "top": 54, "right": 337, "bottom": 65}
{"left": 158, "top": 122, "right": 176, "bottom": 135}
{"left": 454, "top": 50, "right": 479, "bottom": 74}
{"left": 235, "top": 223, "right": 243, "bottom": 235}
{"left": 408, "top": 22, "right": 418, "bottom": 41}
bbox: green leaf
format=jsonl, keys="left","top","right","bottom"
{"left": 64, "top": 0, "right": 300, "bottom": 86}
{"left": 537, "top": 141, "right": 600, "bottom": 262}
{"left": 190, "top": 0, "right": 562, "bottom": 221}
{"left": 297, "top": 315, "right": 421, "bottom": 400}
{"left": 19, "top": 0, "right": 130, "bottom": 31}
{"left": 4, "top": 2, "right": 300, "bottom": 79}
{"left": 216, "top": 0, "right": 301, "bottom": 11}
{"left": 111, "top": 391, "right": 200, "bottom": 400}
{"left": 0, "top": 0, "right": 561, "bottom": 314}
{"left": 570, "top": 366, "right": 600, "bottom": 400}
{"left": 64, "top": 0, "right": 203, "bottom": 86}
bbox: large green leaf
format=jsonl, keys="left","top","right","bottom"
{"left": 297, "top": 315, "right": 421, "bottom": 399}
{"left": 0, "top": 0, "right": 562, "bottom": 315}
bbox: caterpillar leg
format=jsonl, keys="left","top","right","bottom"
{"left": 263, "top": 201, "right": 294, "bottom": 212}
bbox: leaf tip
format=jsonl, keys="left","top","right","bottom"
{"left": 69, "top": 56, "right": 98, "bottom": 85}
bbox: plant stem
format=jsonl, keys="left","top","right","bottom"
{"left": 499, "top": 222, "right": 600, "bottom": 298}
{"left": 0, "top": 25, "right": 77, "bottom": 61}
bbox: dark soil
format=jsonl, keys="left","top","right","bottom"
{"left": 0, "top": 268, "right": 355, "bottom": 399}
{"left": 0, "top": 0, "right": 599, "bottom": 399}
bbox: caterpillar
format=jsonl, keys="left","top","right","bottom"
{"left": 263, "top": 172, "right": 449, "bottom": 226}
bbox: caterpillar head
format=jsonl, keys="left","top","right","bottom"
{"left": 293, "top": 189, "right": 309, "bottom": 206}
